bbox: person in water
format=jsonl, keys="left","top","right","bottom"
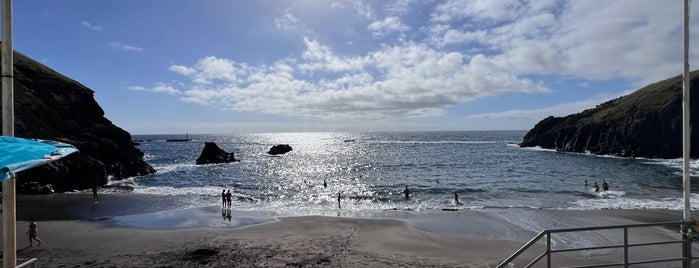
{"left": 593, "top": 182, "right": 600, "bottom": 192}
{"left": 602, "top": 180, "right": 609, "bottom": 191}
{"left": 584, "top": 180, "right": 588, "bottom": 187}
{"left": 403, "top": 186, "right": 410, "bottom": 200}
{"left": 454, "top": 192, "right": 462, "bottom": 205}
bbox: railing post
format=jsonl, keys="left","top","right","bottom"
{"left": 546, "top": 232, "right": 551, "bottom": 268}
{"left": 624, "top": 226, "right": 629, "bottom": 267}
{"left": 682, "top": 232, "right": 692, "bottom": 268}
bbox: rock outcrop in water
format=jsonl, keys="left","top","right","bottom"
{"left": 268, "top": 144, "right": 293, "bottom": 155}
{"left": 9, "top": 50, "right": 155, "bottom": 192}
{"left": 196, "top": 142, "right": 237, "bottom": 165}
{"left": 520, "top": 70, "right": 699, "bottom": 158}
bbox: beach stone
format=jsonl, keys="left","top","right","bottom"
{"left": 268, "top": 144, "right": 293, "bottom": 155}
{"left": 196, "top": 142, "right": 237, "bottom": 165}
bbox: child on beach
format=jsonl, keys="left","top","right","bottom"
{"left": 26, "top": 218, "right": 42, "bottom": 247}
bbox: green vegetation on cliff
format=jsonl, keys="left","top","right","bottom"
{"left": 521, "top": 70, "right": 699, "bottom": 158}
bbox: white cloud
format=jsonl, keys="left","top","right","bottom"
{"left": 169, "top": 65, "right": 196, "bottom": 76}
{"left": 351, "top": 0, "right": 374, "bottom": 20}
{"left": 298, "top": 38, "right": 368, "bottom": 72}
{"left": 150, "top": 0, "right": 696, "bottom": 125}
{"left": 427, "top": 0, "right": 697, "bottom": 85}
{"left": 81, "top": 20, "right": 102, "bottom": 31}
{"left": 128, "top": 83, "right": 181, "bottom": 95}
{"left": 384, "top": 0, "right": 417, "bottom": 16}
{"left": 170, "top": 39, "right": 546, "bottom": 120}
{"left": 432, "top": 0, "right": 525, "bottom": 23}
{"left": 171, "top": 56, "right": 239, "bottom": 84}
{"left": 274, "top": 13, "right": 300, "bottom": 32}
{"left": 368, "top": 16, "right": 410, "bottom": 37}
{"left": 109, "top": 42, "right": 144, "bottom": 52}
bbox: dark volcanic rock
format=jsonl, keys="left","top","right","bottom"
{"left": 520, "top": 70, "right": 699, "bottom": 158}
{"left": 9, "top": 50, "right": 155, "bottom": 191}
{"left": 196, "top": 142, "right": 237, "bottom": 165}
{"left": 268, "top": 144, "right": 292, "bottom": 155}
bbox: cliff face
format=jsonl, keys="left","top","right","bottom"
{"left": 520, "top": 70, "right": 699, "bottom": 159}
{"left": 6, "top": 51, "right": 155, "bottom": 191}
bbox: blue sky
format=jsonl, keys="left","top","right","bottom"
{"left": 11, "top": 0, "right": 699, "bottom": 134}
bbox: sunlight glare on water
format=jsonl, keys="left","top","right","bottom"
{"left": 125, "top": 131, "right": 699, "bottom": 213}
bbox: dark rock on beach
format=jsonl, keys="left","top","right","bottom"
{"left": 268, "top": 144, "right": 292, "bottom": 155}
{"left": 9, "top": 49, "right": 155, "bottom": 192}
{"left": 520, "top": 70, "right": 699, "bottom": 158}
{"left": 196, "top": 142, "right": 237, "bottom": 165}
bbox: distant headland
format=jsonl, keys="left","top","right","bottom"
{"left": 520, "top": 70, "right": 699, "bottom": 159}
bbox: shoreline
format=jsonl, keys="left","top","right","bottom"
{"left": 4, "top": 193, "right": 696, "bottom": 267}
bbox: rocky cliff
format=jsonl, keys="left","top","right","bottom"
{"left": 5, "top": 50, "right": 155, "bottom": 191}
{"left": 520, "top": 70, "right": 699, "bottom": 158}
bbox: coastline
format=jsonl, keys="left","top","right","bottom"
{"left": 4, "top": 193, "right": 695, "bottom": 267}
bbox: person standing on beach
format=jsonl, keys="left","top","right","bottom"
{"left": 92, "top": 184, "right": 99, "bottom": 204}
{"left": 26, "top": 218, "right": 42, "bottom": 247}
{"left": 337, "top": 192, "right": 342, "bottom": 209}
{"left": 403, "top": 186, "right": 410, "bottom": 200}
{"left": 221, "top": 190, "right": 227, "bottom": 208}
{"left": 226, "top": 190, "right": 232, "bottom": 208}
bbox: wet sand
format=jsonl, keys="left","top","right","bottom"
{"left": 1, "top": 193, "right": 696, "bottom": 267}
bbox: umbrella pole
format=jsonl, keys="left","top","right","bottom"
{"left": 1, "top": 0, "right": 15, "bottom": 267}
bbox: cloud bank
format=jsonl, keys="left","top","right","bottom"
{"left": 134, "top": 0, "right": 696, "bottom": 123}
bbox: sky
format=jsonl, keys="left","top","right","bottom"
{"left": 10, "top": 0, "right": 699, "bottom": 134}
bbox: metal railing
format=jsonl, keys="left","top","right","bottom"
{"left": 15, "top": 258, "right": 37, "bottom": 268}
{"left": 0, "top": 258, "right": 37, "bottom": 268}
{"left": 498, "top": 220, "right": 699, "bottom": 268}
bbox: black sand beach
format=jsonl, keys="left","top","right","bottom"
{"left": 2, "top": 193, "right": 696, "bottom": 267}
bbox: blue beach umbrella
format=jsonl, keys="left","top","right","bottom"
{"left": 0, "top": 136, "right": 78, "bottom": 180}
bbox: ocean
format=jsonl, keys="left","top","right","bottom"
{"left": 117, "top": 131, "right": 699, "bottom": 214}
